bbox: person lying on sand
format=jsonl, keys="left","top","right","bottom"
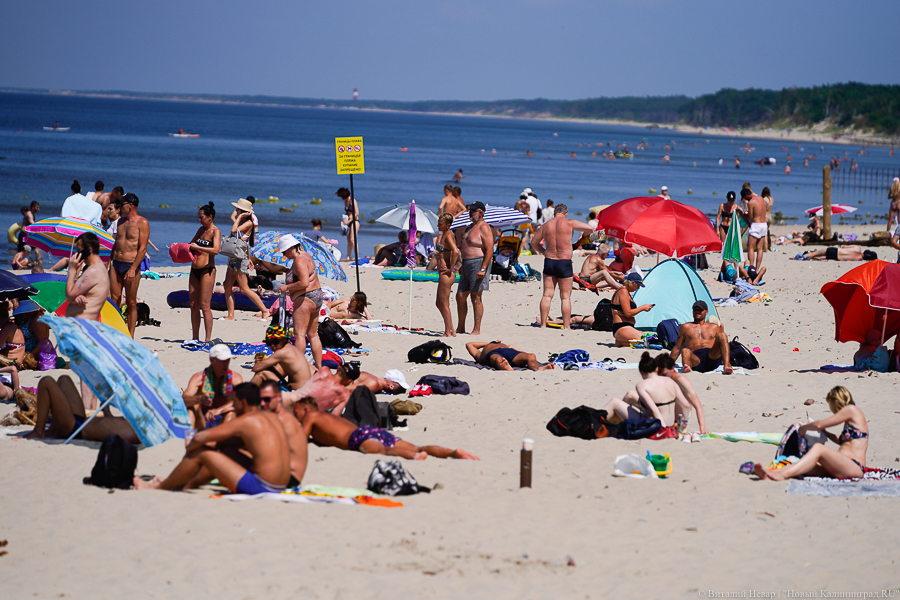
{"left": 22, "top": 375, "right": 139, "bottom": 443}
{"left": 182, "top": 344, "right": 244, "bottom": 430}
{"left": 350, "top": 368, "right": 410, "bottom": 395}
{"left": 135, "top": 383, "right": 291, "bottom": 493}
{"left": 326, "top": 292, "right": 373, "bottom": 320}
{"left": 466, "top": 340, "right": 554, "bottom": 371}
{"left": 754, "top": 386, "right": 867, "bottom": 481}
{"left": 251, "top": 326, "right": 311, "bottom": 391}
{"left": 669, "top": 301, "right": 733, "bottom": 374}
{"left": 259, "top": 381, "right": 308, "bottom": 487}
{"left": 800, "top": 246, "right": 877, "bottom": 261}
{"left": 290, "top": 395, "right": 479, "bottom": 460}
{"left": 602, "top": 352, "right": 689, "bottom": 430}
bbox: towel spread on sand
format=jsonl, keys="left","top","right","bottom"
{"left": 703, "top": 432, "right": 782, "bottom": 444}
{"left": 787, "top": 468, "right": 900, "bottom": 496}
{"left": 220, "top": 485, "right": 403, "bottom": 507}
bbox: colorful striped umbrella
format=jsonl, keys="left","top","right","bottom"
{"left": 449, "top": 205, "right": 532, "bottom": 230}
{"left": 251, "top": 231, "right": 346, "bottom": 282}
{"left": 23, "top": 217, "right": 115, "bottom": 261}
{"left": 40, "top": 315, "right": 192, "bottom": 446}
{"left": 720, "top": 215, "right": 744, "bottom": 264}
{"left": 805, "top": 204, "right": 857, "bottom": 217}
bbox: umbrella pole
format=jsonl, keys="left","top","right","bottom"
{"left": 64, "top": 396, "right": 116, "bottom": 445}
{"left": 409, "top": 269, "right": 413, "bottom": 329}
{"left": 882, "top": 308, "right": 888, "bottom": 346}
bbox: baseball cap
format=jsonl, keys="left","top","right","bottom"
{"left": 726, "top": 191, "right": 737, "bottom": 201}
{"left": 746, "top": 265, "right": 758, "bottom": 280}
{"left": 467, "top": 201, "right": 486, "bottom": 212}
{"left": 383, "top": 369, "right": 411, "bottom": 391}
{"left": 321, "top": 350, "right": 343, "bottom": 369}
{"left": 277, "top": 234, "right": 300, "bottom": 253}
{"left": 692, "top": 300, "right": 708, "bottom": 312}
{"left": 661, "top": 185, "right": 668, "bottom": 192}
{"left": 624, "top": 272, "right": 645, "bottom": 287}
{"left": 209, "top": 344, "right": 233, "bottom": 361}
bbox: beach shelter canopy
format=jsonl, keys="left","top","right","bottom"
{"left": 595, "top": 197, "right": 722, "bottom": 258}
{"left": 820, "top": 260, "right": 900, "bottom": 344}
{"left": 371, "top": 203, "right": 439, "bottom": 235}
{"left": 805, "top": 204, "right": 857, "bottom": 217}
{"left": 20, "top": 272, "right": 66, "bottom": 313}
{"left": 632, "top": 259, "right": 718, "bottom": 330}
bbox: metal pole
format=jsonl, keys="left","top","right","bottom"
{"left": 349, "top": 173, "right": 361, "bottom": 293}
{"left": 823, "top": 165, "right": 832, "bottom": 241}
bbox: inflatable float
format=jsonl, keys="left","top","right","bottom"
{"left": 166, "top": 290, "right": 278, "bottom": 312}
{"left": 55, "top": 299, "right": 129, "bottom": 336}
{"left": 8, "top": 222, "right": 21, "bottom": 244}
{"left": 381, "top": 269, "right": 458, "bottom": 283}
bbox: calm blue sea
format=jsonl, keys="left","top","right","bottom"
{"left": 2, "top": 91, "right": 898, "bottom": 267}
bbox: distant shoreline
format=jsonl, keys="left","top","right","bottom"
{"left": 2, "top": 87, "right": 895, "bottom": 148}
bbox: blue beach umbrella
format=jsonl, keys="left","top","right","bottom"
{"left": 40, "top": 315, "right": 192, "bottom": 446}
{"left": 252, "top": 231, "right": 347, "bottom": 282}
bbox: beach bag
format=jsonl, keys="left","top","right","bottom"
{"left": 38, "top": 338, "right": 58, "bottom": 371}
{"left": 83, "top": 434, "right": 138, "bottom": 490}
{"left": 407, "top": 340, "right": 453, "bottom": 364}
{"left": 317, "top": 318, "right": 360, "bottom": 349}
{"left": 415, "top": 375, "right": 470, "bottom": 395}
{"left": 590, "top": 299, "right": 614, "bottom": 332}
{"left": 616, "top": 417, "right": 662, "bottom": 440}
{"left": 728, "top": 336, "right": 759, "bottom": 370}
{"left": 655, "top": 319, "right": 680, "bottom": 349}
{"left": 219, "top": 232, "right": 247, "bottom": 261}
{"left": 367, "top": 460, "right": 430, "bottom": 496}
{"left": 549, "top": 349, "right": 590, "bottom": 364}
{"left": 546, "top": 406, "right": 616, "bottom": 440}
{"left": 775, "top": 424, "right": 809, "bottom": 460}
{"left": 340, "top": 387, "right": 398, "bottom": 430}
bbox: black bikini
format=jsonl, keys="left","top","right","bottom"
{"left": 611, "top": 297, "right": 637, "bottom": 335}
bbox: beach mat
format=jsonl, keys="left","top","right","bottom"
{"left": 787, "top": 470, "right": 900, "bottom": 497}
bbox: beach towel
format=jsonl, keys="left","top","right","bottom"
{"left": 168, "top": 243, "right": 198, "bottom": 264}
{"left": 703, "top": 432, "right": 782, "bottom": 445}
{"left": 221, "top": 484, "right": 404, "bottom": 507}
{"left": 451, "top": 358, "right": 533, "bottom": 371}
{"left": 787, "top": 468, "right": 900, "bottom": 497}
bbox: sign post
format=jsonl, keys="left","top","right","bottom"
{"left": 335, "top": 137, "right": 364, "bottom": 292}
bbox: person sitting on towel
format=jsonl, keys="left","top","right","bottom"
{"left": 288, "top": 395, "right": 479, "bottom": 460}
{"left": 602, "top": 352, "right": 690, "bottom": 430}
{"left": 803, "top": 246, "right": 878, "bottom": 261}
{"left": 465, "top": 340, "right": 555, "bottom": 372}
{"left": 182, "top": 344, "right": 244, "bottom": 430}
{"left": 251, "top": 326, "right": 312, "bottom": 391}
{"left": 669, "top": 301, "right": 733, "bottom": 375}
{"left": 654, "top": 352, "right": 707, "bottom": 434}
{"left": 258, "top": 381, "right": 308, "bottom": 487}
{"left": 373, "top": 231, "right": 410, "bottom": 267}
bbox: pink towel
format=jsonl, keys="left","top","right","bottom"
{"left": 169, "top": 243, "right": 198, "bottom": 264}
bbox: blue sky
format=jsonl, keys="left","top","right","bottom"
{"left": 2, "top": 0, "right": 898, "bottom": 101}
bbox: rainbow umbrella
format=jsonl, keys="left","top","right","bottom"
{"left": 40, "top": 315, "right": 192, "bottom": 446}
{"left": 23, "top": 217, "right": 115, "bottom": 262}
{"left": 251, "top": 231, "right": 346, "bottom": 282}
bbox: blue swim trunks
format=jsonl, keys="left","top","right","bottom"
{"left": 234, "top": 471, "right": 286, "bottom": 495}
{"left": 347, "top": 426, "right": 398, "bottom": 452}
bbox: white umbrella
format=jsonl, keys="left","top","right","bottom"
{"left": 372, "top": 203, "right": 439, "bottom": 234}
{"left": 449, "top": 205, "right": 532, "bottom": 230}
{"left": 804, "top": 204, "right": 857, "bottom": 217}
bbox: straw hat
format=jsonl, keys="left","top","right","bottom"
{"left": 231, "top": 198, "right": 254, "bottom": 213}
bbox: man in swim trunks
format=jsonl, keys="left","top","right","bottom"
{"left": 530, "top": 203, "right": 594, "bottom": 329}
{"left": 251, "top": 326, "right": 312, "bottom": 391}
{"left": 740, "top": 187, "right": 768, "bottom": 274}
{"left": 259, "top": 381, "right": 308, "bottom": 487}
{"left": 290, "top": 396, "right": 479, "bottom": 460}
{"left": 182, "top": 344, "right": 244, "bottom": 430}
{"left": 455, "top": 202, "right": 493, "bottom": 335}
{"left": 803, "top": 246, "right": 878, "bottom": 261}
{"left": 135, "top": 383, "right": 291, "bottom": 494}
{"left": 465, "top": 340, "right": 555, "bottom": 372}
{"left": 108, "top": 193, "right": 149, "bottom": 337}
{"left": 669, "top": 301, "right": 733, "bottom": 375}
{"left": 277, "top": 234, "right": 323, "bottom": 369}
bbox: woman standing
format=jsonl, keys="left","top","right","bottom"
{"left": 188, "top": 203, "right": 221, "bottom": 342}
{"left": 887, "top": 177, "right": 900, "bottom": 231}
{"left": 223, "top": 199, "right": 268, "bottom": 321}
{"left": 610, "top": 272, "right": 654, "bottom": 347}
{"left": 715, "top": 191, "right": 738, "bottom": 242}
{"left": 761, "top": 186, "right": 774, "bottom": 250}
{"left": 434, "top": 213, "right": 460, "bottom": 337}
{"left": 277, "top": 235, "right": 323, "bottom": 369}
{"left": 336, "top": 187, "right": 359, "bottom": 262}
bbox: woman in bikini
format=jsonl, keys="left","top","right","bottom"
{"left": 715, "top": 190, "right": 738, "bottom": 242}
{"left": 0, "top": 301, "right": 25, "bottom": 368}
{"left": 611, "top": 272, "right": 654, "bottom": 347}
{"left": 434, "top": 212, "right": 460, "bottom": 337}
{"left": 277, "top": 235, "right": 323, "bottom": 369}
{"left": 887, "top": 177, "right": 900, "bottom": 231}
{"left": 222, "top": 201, "right": 268, "bottom": 321}
{"left": 188, "top": 203, "right": 221, "bottom": 342}
{"left": 326, "top": 291, "right": 373, "bottom": 320}
{"left": 336, "top": 187, "right": 359, "bottom": 263}
{"left": 754, "top": 386, "right": 868, "bottom": 481}
{"left": 602, "top": 352, "right": 689, "bottom": 429}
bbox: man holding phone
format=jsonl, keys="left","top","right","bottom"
{"left": 65, "top": 232, "right": 110, "bottom": 322}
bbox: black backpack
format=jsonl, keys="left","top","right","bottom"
{"left": 407, "top": 340, "right": 453, "bottom": 363}
{"left": 656, "top": 319, "right": 680, "bottom": 349}
{"left": 317, "top": 317, "right": 361, "bottom": 349}
{"left": 728, "top": 336, "right": 759, "bottom": 370}
{"left": 367, "top": 460, "right": 431, "bottom": 496}
{"left": 591, "top": 299, "right": 614, "bottom": 332}
{"left": 546, "top": 406, "right": 617, "bottom": 440}
{"left": 83, "top": 434, "right": 138, "bottom": 490}
{"left": 340, "top": 386, "right": 403, "bottom": 430}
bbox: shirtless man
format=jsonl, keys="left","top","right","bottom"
{"left": 65, "top": 233, "right": 110, "bottom": 322}
{"left": 251, "top": 326, "right": 312, "bottom": 391}
{"left": 438, "top": 184, "right": 464, "bottom": 217}
{"left": 669, "top": 301, "right": 733, "bottom": 375}
{"left": 530, "top": 204, "right": 594, "bottom": 328}
{"left": 290, "top": 396, "right": 479, "bottom": 460}
{"left": 803, "top": 246, "right": 878, "bottom": 262}
{"left": 108, "top": 193, "right": 149, "bottom": 337}
{"left": 740, "top": 187, "right": 767, "bottom": 273}
{"left": 603, "top": 352, "right": 689, "bottom": 430}
{"left": 466, "top": 340, "right": 554, "bottom": 372}
{"left": 574, "top": 247, "right": 624, "bottom": 293}
{"left": 94, "top": 185, "right": 124, "bottom": 213}
{"left": 451, "top": 169, "right": 466, "bottom": 184}
{"left": 135, "top": 383, "right": 291, "bottom": 494}
{"left": 277, "top": 234, "right": 323, "bottom": 369}
{"left": 455, "top": 202, "right": 492, "bottom": 335}
{"left": 282, "top": 360, "right": 361, "bottom": 415}
{"left": 259, "top": 381, "right": 308, "bottom": 487}
{"left": 351, "top": 368, "right": 410, "bottom": 395}
{"left": 182, "top": 344, "right": 245, "bottom": 430}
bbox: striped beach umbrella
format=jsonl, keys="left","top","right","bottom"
{"left": 40, "top": 315, "right": 192, "bottom": 446}
{"left": 24, "top": 217, "right": 115, "bottom": 261}
{"left": 449, "top": 205, "right": 532, "bottom": 230}
{"left": 720, "top": 215, "right": 744, "bottom": 264}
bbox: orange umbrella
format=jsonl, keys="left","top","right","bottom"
{"left": 820, "top": 260, "right": 900, "bottom": 344}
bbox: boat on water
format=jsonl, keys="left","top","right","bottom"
{"left": 43, "top": 126, "right": 70, "bottom": 132}
{"left": 168, "top": 132, "right": 199, "bottom": 138}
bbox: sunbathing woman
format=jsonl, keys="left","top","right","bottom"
{"left": 611, "top": 272, "right": 654, "bottom": 347}
{"left": 754, "top": 386, "right": 867, "bottom": 481}
{"left": 0, "top": 301, "right": 25, "bottom": 368}
{"left": 326, "top": 291, "right": 373, "bottom": 320}
{"left": 466, "top": 340, "right": 555, "bottom": 372}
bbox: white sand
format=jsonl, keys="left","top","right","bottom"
{"left": 2, "top": 225, "right": 898, "bottom": 598}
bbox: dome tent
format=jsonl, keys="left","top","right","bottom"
{"left": 632, "top": 259, "right": 718, "bottom": 330}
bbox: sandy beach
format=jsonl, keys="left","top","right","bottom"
{"left": 2, "top": 223, "right": 898, "bottom": 599}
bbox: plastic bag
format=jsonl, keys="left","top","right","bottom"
{"left": 613, "top": 454, "right": 659, "bottom": 479}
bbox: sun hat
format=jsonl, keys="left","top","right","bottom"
{"left": 383, "top": 369, "right": 411, "bottom": 391}
{"left": 209, "top": 344, "right": 233, "bottom": 361}
{"left": 467, "top": 201, "right": 486, "bottom": 212}
{"left": 231, "top": 198, "right": 254, "bottom": 213}
{"left": 522, "top": 188, "right": 533, "bottom": 196}
{"left": 624, "top": 272, "right": 645, "bottom": 287}
{"left": 277, "top": 234, "right": 300, "bottom": 253}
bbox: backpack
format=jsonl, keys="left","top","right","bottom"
{"left": 591, "top": 299, "right": 614, "bottom": 332}
{"left": 415, "top": 375, "right": 470, "bottom": 395}
{"left": 549, "top": 349, "right": 591, "bottom": 364}
{"left": 728, "top": 336, "right": 759, "bottom": 370}
{"left": 317, "top": 317, "right": 361, "bottom": 349}
{"left": 83, "top": 434, "right": 138, "bottom": 490}
{"left": 546, "top": 406, "right": 617, "bottom": 440}
{"left": 775, "top": 424, "right": 809, "bottom": 459}
{"left": 367, "top": 460, "right": 431, "bottom": 496}
{"left": 656, "top": 319, "right": 680, "bottom": 349}
{"left": 340, "top": 386, "right": 403, "bottom": 430}
{"left": 407, "top": 340, "right": 452, "bottom": 364}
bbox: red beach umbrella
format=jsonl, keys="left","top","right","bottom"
{"left": 820, "top": 260, "right": 900, "bottom": 344}
{"left": 594, "top": 197, "right": 722, "bottom": 258}
{"left": 804, "top": 204, "right": 857, "bottom": 216}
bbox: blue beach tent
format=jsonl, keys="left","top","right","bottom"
{"left": 632, "top": 259, "right": 718, "bottom": 330}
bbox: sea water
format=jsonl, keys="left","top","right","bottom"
{"left": 1, "top": 91, "right": 897, "bottom": 267}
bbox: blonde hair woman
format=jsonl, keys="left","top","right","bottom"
{"left": 887, "top": 177, "right": 900, "bottom": 231}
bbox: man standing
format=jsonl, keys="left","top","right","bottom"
{"left": 455, "top": 201, "right": 492, "bottom": 335}
{"left": 522, "top": 188, "right": 542, "bottom": 224}
{"left": 669, "top": 301, "right": 733, "bottom": 375}
{"left": 531, "top": 204, "right": 593, "bottom": 329}
{"left": 658, "top": 185, "right": 671, "bottom": 200}
{"left": 109, "top": 193, "right": 149, "bottom": 337}
{"left": 85, "top": 180, "right": 103, "bottom": 202}
{"left": 61, "top": 180, "right": 102, "bottom": 226}
{"left": 65, "top": 233, "right": 110, "bottom": 322}
{"left": 740, "top": 187, "right": 767, "bottom": 274}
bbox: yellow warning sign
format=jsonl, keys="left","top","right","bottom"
{"left": 335, "top": 137, "right": 365, "bottom": 175}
